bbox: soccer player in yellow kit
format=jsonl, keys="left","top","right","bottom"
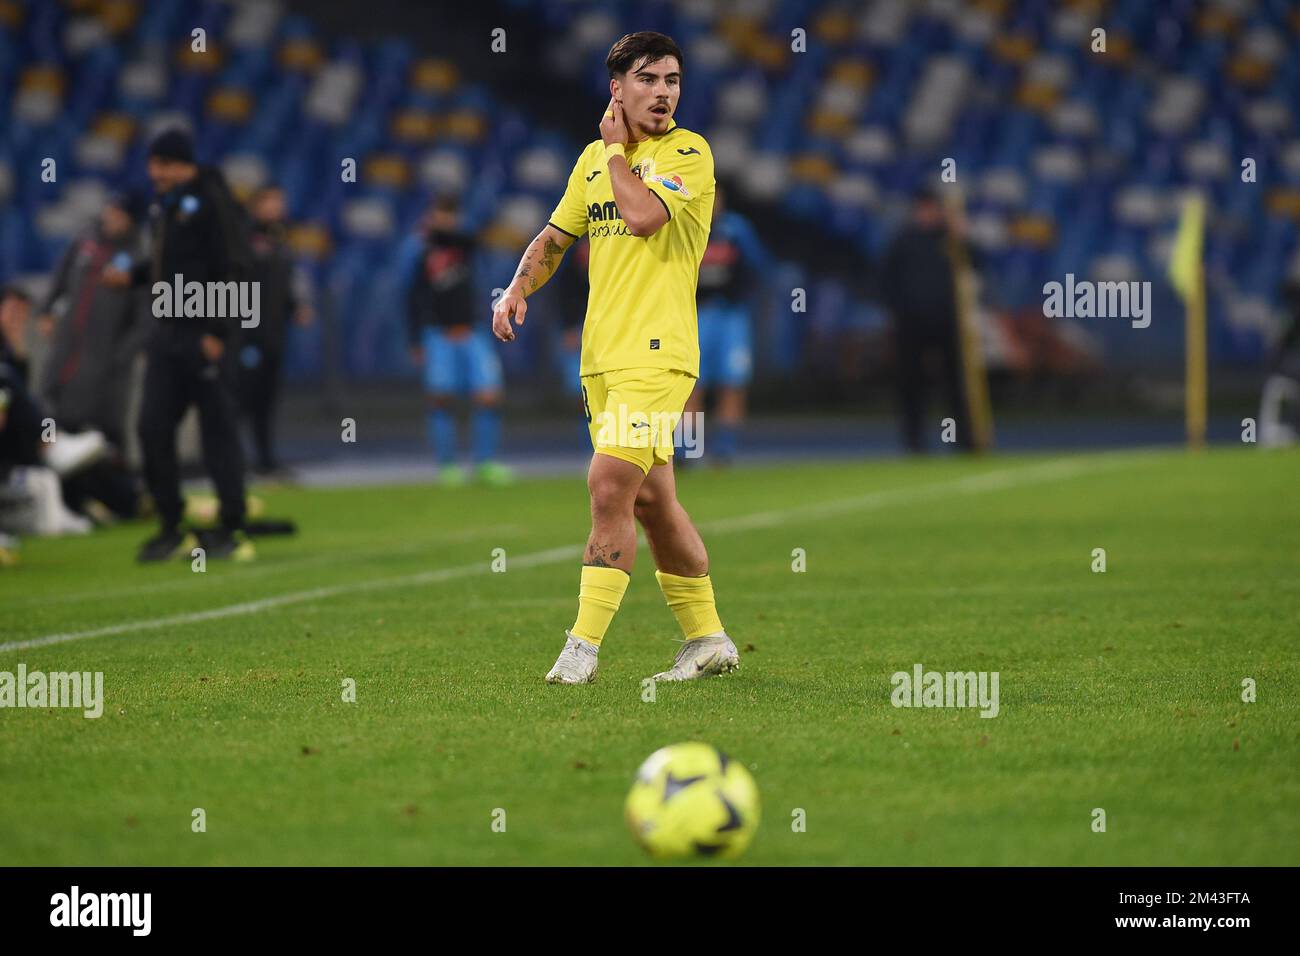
{"left": 491, "top": 32, "right": 739, "bottom": 684}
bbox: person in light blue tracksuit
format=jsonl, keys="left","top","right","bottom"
{"left": 685, "top": 184, "right": 770, "bottom": 464}
{"left": 552, "top": 237, "right": 590, "bottom": 447}
{"left": 401, "top": 196, "right": 511, "bottom": 486}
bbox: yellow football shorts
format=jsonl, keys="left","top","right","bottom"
{"left": 580, "top": 367, "right": 697, "bottom": 474}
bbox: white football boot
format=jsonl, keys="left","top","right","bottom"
{"left": 545, "top": 632, "right": 600, "bottom": 684}
{"left": 41, "top": 429, "right": 108, "bottom": 478}
{"left": 6, "top": 466, "right": 93, "bottom": 536}
{"left": 651, "top": 633, "right": 740, "bottom": 682}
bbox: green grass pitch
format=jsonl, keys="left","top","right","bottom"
{"left": 1, "top": 447, "right": 1296, "bottom": 865}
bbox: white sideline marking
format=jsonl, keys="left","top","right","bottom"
{"left": 1, "top": 522, "right": 527, "bottom": 612}
{"left": 0, "top": 545, "right": 581, "bottom": 653}
{"left": 0, "top": 455, "right": 1125, "bottom": 654}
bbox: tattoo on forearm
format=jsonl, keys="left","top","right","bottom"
{"left": 540, "top": 236, "right": 563, "bottom": 272}
{"left": 512, "top": 233, "right": 566, "bottom": 295}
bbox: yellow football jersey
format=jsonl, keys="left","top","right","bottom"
{"left": 548, "top": 122, "right": 715, "bottom": 377}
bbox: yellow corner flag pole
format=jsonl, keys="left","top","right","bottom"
{"left": 944, "top": 189, "right": 994, "bottom": 452}
{"left": 1169, "top": 193, "right": 1207, "bottom": 450}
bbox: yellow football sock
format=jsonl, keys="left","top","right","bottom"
{"left": 570, "top": 565, "right": 630, "bottom": 647}
{"left": 655, "top": 570, "right": 724, "bottom": 640}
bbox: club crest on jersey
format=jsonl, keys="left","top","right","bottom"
{"left": 649, "top": 174, "right": 690, "bottom": 198}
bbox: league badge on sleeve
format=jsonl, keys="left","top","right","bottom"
{"left": 650, "top": 173, "right": 691, "bottom": 199}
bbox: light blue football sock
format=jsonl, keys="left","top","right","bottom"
{"left": 427, "top": 407, "right": 457, "bottom": 464}
{"left": 471, "top": 406, "right": 501, "bottom": 463}
{"left": 714, "top": 423, "right": 739, "bottom": 460}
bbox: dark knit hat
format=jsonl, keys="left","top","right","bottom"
{"left": 148, "top": 128, "right": 194, "bottom": 163}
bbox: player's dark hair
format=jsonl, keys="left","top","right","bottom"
{"left": 0, "top": 284, "right": 31, "bottom": 304}
{"left": 606, "top": 32, "right": 683, "bottom": 79}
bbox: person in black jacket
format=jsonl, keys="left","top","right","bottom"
{"left": 881, "top": 187, "right": 973, "bottom": 453}
{"left": 1, "top": 285, "right": 107, "bottom": 539}
{"left": 103, "top": 128, "right": 253, "bottom": 561}
{"left": 37, "top": 194, "right": 149, "bottom": 519}
{"left": 39, "top": 194, "right": 149, "bottom": 440}
{"left": 238, "top": 185, "right": 310, "bottom": 476}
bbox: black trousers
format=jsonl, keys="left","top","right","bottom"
{"left": 55, "top": 419, "right": 140, "bottom": 520}
{"left": 137, "top": 331, "right": 245, "bottom": 532}
{"left": 238, "top": 346, "right": 283, "bottom": 472}
{"left": 0, "top": 369, "right": 44, "bottom": 470}
{"left": 896, "top": 321, "right": 971, "bottom": 452}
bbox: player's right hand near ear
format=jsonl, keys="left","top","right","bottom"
{"left": 492, "top": 287, "right": 527, "bottom": 342}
